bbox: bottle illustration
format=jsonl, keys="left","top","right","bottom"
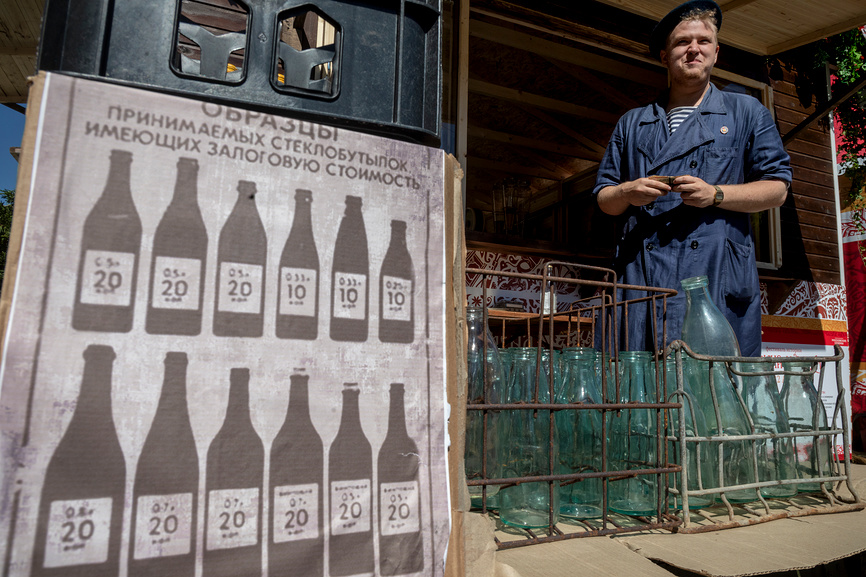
{"left": 129, "top": 352, "right": 199, "bottom": 576}
{"left": 213, "top": 181, "right": 267, "bottom": 338}
{"left": 379, "top": 220, "right": 415, "bottom": 344}
{"left": 203, "top": 368, "right": 264, "bottom": 577}
{"left": 146, "top": 158, "right": 208, "bottom": 336}
{"left": 276, "top": 189, "right": 319, "bottom": 340}
{"left": 269, "top": 372, "right": 324, "bottom": 577}
{"left": 330, "top": 196, "right": 369, "bottom": 342}
{"left": 329, "top": 384, "right": 374, "bottom": 576}
{"left": 31, "top": 345, "right": 126, "bottom": 576}
{"left": 72, "top": 150, "right": 142, "bottom": 333}
{"left": 378, "top": 384, "right": 424, "bottom": 575}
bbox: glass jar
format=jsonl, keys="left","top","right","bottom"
{"left": 499, "top": 347, "right": 558, "bottom": 528}
{"left": 608, "top": 351, "right": 658, "bottom": 516}
{"left": 556, "top": 348, "right": 603, "bottom": 519}
{"left": 465, "top": 307, "right": 504, "bottom": 509}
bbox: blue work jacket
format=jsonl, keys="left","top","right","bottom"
{"left": 593, "top": 83, "right": 791, "bottom": 357}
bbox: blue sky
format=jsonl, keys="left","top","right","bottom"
{"left": 0, "top": 105, "right": 27, "bottom": 192}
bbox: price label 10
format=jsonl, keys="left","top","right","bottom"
{"left": 133, "top": 493, "right": 194, "bottom": 559}
{"left": 382, "top": 276, "right": 412, "bottom": 321}
{"left": 379, "top": 481, "right": 421, "bottom": 536}
{"left": 330, "top": 479, "right": 371, "bottom": 535}
{"left": 79, "top": 250, "right": 136, "bottom": 306}
{"left": 272, "top": 483, "right": 319, "bottom": 543}
{"left": 206, "top": 488, "right": 260, "bottom": 550}
{"left": 279, "top": 267, "right": 317, "bottom": 317}
{"left": 332, "top": 273, "right": 367, "bottom": 320}
{"left": 43, "top": 497, "right": 113, "bottom": 568}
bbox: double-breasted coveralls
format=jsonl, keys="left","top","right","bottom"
{"left": 593, "top": 83, "right": 792, "bottom": 357}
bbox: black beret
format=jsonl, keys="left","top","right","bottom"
{"left": 649, "top": 0, "right": 722, "bottom": 60}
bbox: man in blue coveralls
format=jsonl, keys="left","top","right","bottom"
{"left": 593, "top": 0, "right": 791, "bottom": 357}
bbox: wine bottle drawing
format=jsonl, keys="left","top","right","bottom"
{"left": 378, "top": 220, "right": 415, "bottom": 344}
{"left": 213, "top": 181, "right": 267, "bottom": 338}
{"left": 31, "top": 345, "right": 126, "bottom": 576}
{"left": 329, "top": 383, "right": 374, "bottom": 576}
{"left": 72, "top": 149, "right": 142, "bottom": 333}
{"left": 129, "top": 352, "right": 199, "bottom": 576}
{"left": 203, "top": 368, "right": 264, "bottom": 577}
{"left": 276, "top": 189, "right": 319, "bottom": 340}
{"left": 378, "top": 384, "right": 424, "bottom": 575}
{"left": 269, "top": 372, "right": 324, "bottom": 577}
{"left": 146, "top": 158, "right": 208, "bottom": 336}
{"left": 330, "top": 196, "right": 369, "bottom": 342}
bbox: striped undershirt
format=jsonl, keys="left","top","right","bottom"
{"left": 666, "top": 105, "right": 697, "bottom": 134}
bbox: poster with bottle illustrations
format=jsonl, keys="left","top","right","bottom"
{"left": 0, "top": 72, "right": 449, "bottom": 577}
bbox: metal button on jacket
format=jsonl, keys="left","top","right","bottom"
{"left": 691, "top": 240, "right": 699, "bottom": 249}
{"left": 646, "top": 243, "right": 654, "bottom": 251}
{"left": 647, "top": 202, "right": 655, "bottom": 210}
{"left": 689, "top": 160, "right": 698, "bottom": 168}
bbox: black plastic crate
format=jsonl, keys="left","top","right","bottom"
{"left": 37, "top": 0, "right": 441, "bottom": 145}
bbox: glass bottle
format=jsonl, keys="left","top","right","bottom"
{"left": 378, "top": 384, "right": 423, "bottom": 575}
{"left": 379, "top": 220, "right": 415, "bottom": 343}
{"left": 213, "top": 181, "right": 267, "bottom": 337}
{"left": 464, "top": 307, "right": 504, "bottom": 510}
{"left": 680, "top": 275, "right": 758, "bottom": 503}
{"left": 556, "top": 348, "right": 603, "bottom": 519}
{"left": 269, "top": 373, "right": 323, "bottom": 577}
{"left": 276, "top": 189, "right": 319, "bottom": 340}
{"left": 499, "top": 347, "right": 558, "bottom": 528}
{"left": 72, "top": 149, "right": 142, "bottom": 333}
{"left": 608, "top": 351, "right": 658, "bottom": 516}
{"left": 664, "top": 357, "right": 715, "bottom": 509}
{"left": 146, "top": 158, "right": 208, "bottom": 335}
{"left": 32, "top": 345, "right": 125, "bottom": 576}
{"left": 329, "top": 384, "right": 374, "bottom": 576}
{"left": 782, "top": 362, "right": 834, "bottom": 492}
{"left": 203, "top": 368, "right": 264, "bottom": 577}
{"left": 738, "top": 362, "right": 797, "bottom": 498}
{"left": 330, "top": 196, "right": 369, "bottom": 342}
{"left": 129, "top": 352, "right": 198, "bottom": 576}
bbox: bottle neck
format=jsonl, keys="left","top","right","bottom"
{"left": 170, "top": 159, "right": 199, "bottom": 207}
{"left": 159, "top": 352, "right": 189, "bottom": 413}
{"left": 387, "top": 384, "right": 409, "bottom": 439}
{"left": 287, "top": 374, "right": 312, "bottom": 422}
{"left": 389, "top": 224, "right": 407, "bottom": 250}
{"left": 339, "top": 388, "right": 362, "bottom": 433}
{"left": 226, "top": 368, "right": 252, "bottom": 424}
{"left": 76, "top": 345, "right": 116, "bottom": 421}
{"left": 104, "top": 152, "right": 133, "bottom": 199}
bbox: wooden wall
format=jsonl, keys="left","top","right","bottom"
{"left": 770, "top": 67, "right": 841, "bottom": 286}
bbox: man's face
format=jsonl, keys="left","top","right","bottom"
{"left": 660, "top": 19, "right": 719, "bottom": 88}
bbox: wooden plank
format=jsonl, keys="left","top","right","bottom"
{"left": 768, "top": 12, "right": 866, "bottom": 55}
{"left": 790, "top": 181, "right": 836, "bottom": 201}
{"left": 778, "top": 120, "right": 831, "bottom": 147}
{"left": 791, "top": 165, "right": 835, "bottom": 188}
{"left": 785, "top": 195, "right": 836, "bottom": 216}
{"left": 788, "top": 150, "right": 833, "bottom": 174}
{"left": 518, "top": 106, "right": 607, "bottom": 155}
{"left": 467, "top": 125, "right": 603, "bottom": 162}
{"left": 779, "top": 207, "right": 837, "bottom": 229}
{"left": 720, "top": 0, "right": 761, "bottom": 12}
{"left": 470, "top": 19, "right": 664, "bottom": 88}
{"left": 469, "top": 79, "right": 620, "bottom": 124}
{"left": 0, "top": 43, "right": 36, "bottom": 56}
{"left": 467, "top": 156, "right": 561, "bottom": 181}
{"left": 784, "top": 139, "right": 833, "bottom": 160}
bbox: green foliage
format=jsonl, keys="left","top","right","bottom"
{"left": 0, "top": 188, "right": 14, "bottom": 286}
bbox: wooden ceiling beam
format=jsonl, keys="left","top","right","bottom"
{"left": 719, "top": 0, "right": 761, "bottom": 12}
{"left": 467, "top": 125, "right": 604, "bottom": 162}
{"left": 469, "top": 17, "right": 665, "bottom": 87}
{"left": 518, "top": 105, "right": 607, "bottom": 157}
{"left": 469, "top": 79, "right": 620, "bottom": 124}
{"left": 767, "top": 13, "right": 866, "bottom": 55}
{"left": 543, "top": 57, "right": 640, "bottom": 111}
{"left": 467, "top": 156, "right": 562, "bottom": 181}
{"left": 520, "top": 149, "right": 572, "bottom": 180}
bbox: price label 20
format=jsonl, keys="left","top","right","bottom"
{"left": 133, "top": 493, "right": 194, "bottom": 559}
{"left": 330, "top": 479, "right": 371, "bottom": 535}
{"left": 152, "top": 257, "right": 202, "bottom": 310}
{"left": 43, "top": 497, "right": 113, "bottom": 568}
{"left": 79, "top": 250, "right": 136, "bottom": 306}
{"left": 206, "top": 488, "right": 259, "bottom": 550}
{"left": 380, "top": 481, "right": 421, "bottom": 536}
{"left": 272, "top": 483, "right": 319, "bottom": 543}
{"left": 217, "top": 262, "right": 263, "bottom": 314}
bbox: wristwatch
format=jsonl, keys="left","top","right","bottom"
{"left": 712, "top": 185, "right": 724, "bottom": 206}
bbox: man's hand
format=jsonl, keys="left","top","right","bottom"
{"left": 597, "top": 178, "right": 671, "bottom": 216}
{"left": 673, "top": 175, "right": 715, "bottom": 208}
